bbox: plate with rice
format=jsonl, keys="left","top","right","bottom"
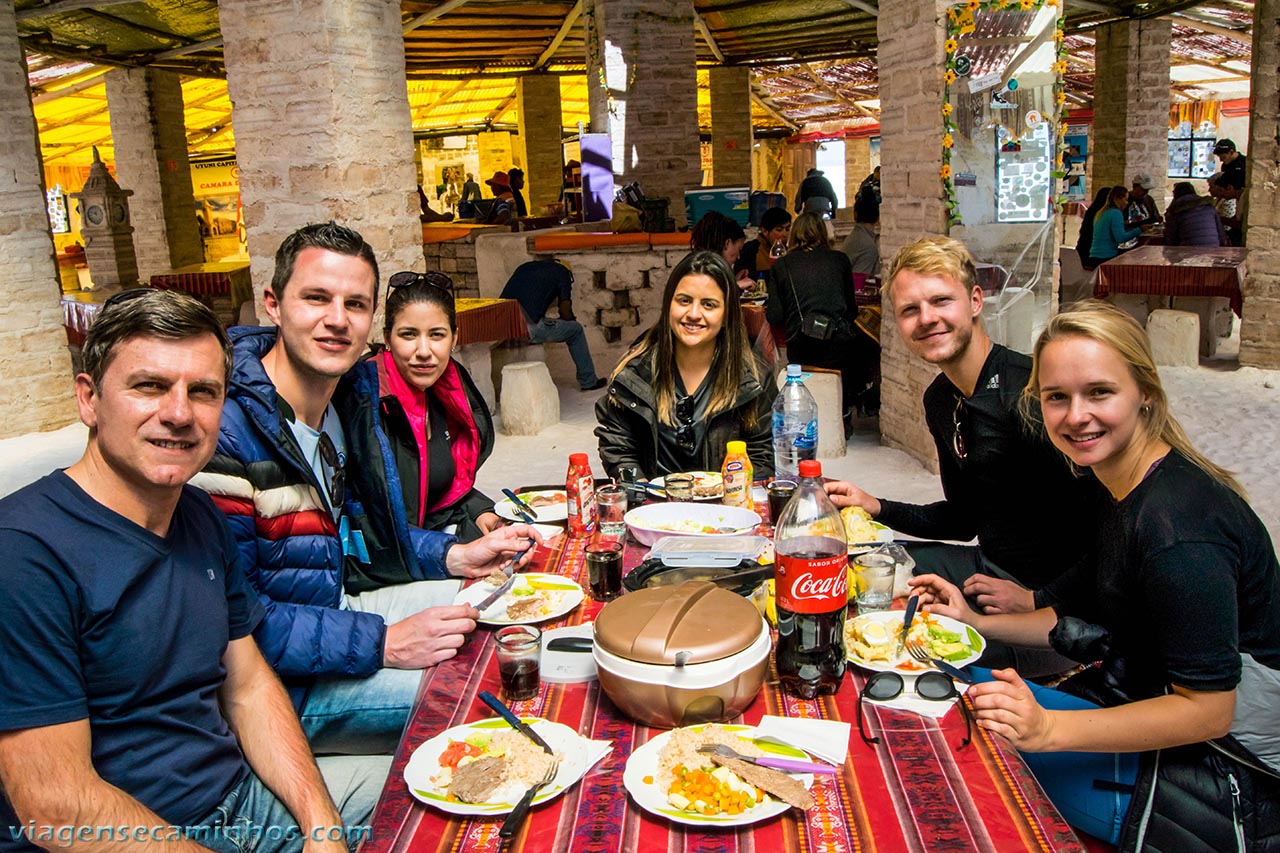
{"left": 623, "top": 724, "right": 816, "bottom": 826}
{"left": 404, "top": 717, "right": 591, "bottom": 815}
{"left": 454, "top": 573, "right": 584, "bottom": 625}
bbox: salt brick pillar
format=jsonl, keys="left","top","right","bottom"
{"left": 1091, "top": 20, "right": 1171, "bottom": 208}
{"left": 220, "top": 0, "right": 422, "bottom": 318}
{"left": 709, "top": 66, "right": 752, "bottom": 187}
{"left": 517, "top": 74, "right": 564, "bottom": 213}
{"left": 104, "top": 68, "right": 203, "bottom": 282}
{"left": 876, "top": 0, "right": 952, "bottom": 471}
{"left": 584, "top": 0, "right": 700, "bottom": 225}
{"left": 0, "top": 2, "right": 76, "bottom": 435}
{"left": 1240, "top": 0, "right": 1280, "bottom": 368}
{"left": 845, "top": 136, "right": 872, "bottom": 204}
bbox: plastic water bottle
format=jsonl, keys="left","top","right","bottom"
{"left": 772, "top": 364, "right": 818, "bottom": 480}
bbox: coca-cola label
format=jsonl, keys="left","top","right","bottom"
{"left": 776, "top": 552, "right": 848, "bottom": 613}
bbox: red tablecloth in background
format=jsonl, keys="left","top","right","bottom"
{"left": 741, "top": 303, "right": 780, "bottom": 367}
{"left": 150, "top": 261, "right": 252, "bottom": 307}
{"left": 454, "top": 298, "right": 529, "bottom": 347}
{"left": 362, "top": 524, "right": 1084, "bottom": 853}
{"left": 1093, "top": 245, "right": 1247, "bottom": 316}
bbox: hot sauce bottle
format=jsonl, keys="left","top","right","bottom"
{"left": 566, "top": 452, "right": 597, "bottom": 538}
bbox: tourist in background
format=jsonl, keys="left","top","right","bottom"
{"left": 1089, "top": 185, "right": 1141, "bottom": 262}
{"left": 794, "top": 167, "right": 839, "bottom": 216}
{"left": 1163, "top": 182, "right": 1226, "bottom": 247}
{"left": 690, "top": 210, "right": 750, "bottom": 289}
{"left": 1075, "top": 186, "right": 1112, "bottom": 270}
{"left": 595, "top": 251, "right": 773, "bottom": 480}
{"left": 840, "top": 190, "right": 881, "bottom": 278}
{"left": 735, "top": 207, "right": 792, "bottom": 287}
{"left": 1126, "top": 174, "right": 1162, "bottom": 226}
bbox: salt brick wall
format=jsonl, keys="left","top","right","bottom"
{"left": 105, "top": 68, "right": 203, "bottom": 283}
{"left": 1091, "top": 20, "right": 1172, "bottom": 211}
{"left": 876, "top": 0, "right": 953, "bottom": 472}
{"left": 220, "top": 0, "right": 423, "bottom": 318}
{"left": 517, "top": 75, "right": 565, "bottom": 212}
{"left": 584, "top": 0, "right": 701, "bottom": 226}
{"left": 1241, "top": 0, "right": 1280, "bottom": 368}
{"left": 846, "top": 137, "right": 872, "bottom": 208}
{"left": 0, "top": 2, "right": 76, "bottom": 436}
{"left": 710, "top": 66, "right": 753, "bottom": 187}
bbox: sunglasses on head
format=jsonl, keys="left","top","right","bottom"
{"left": 857, "top": 669, "right": 972, "bottom": 749}
{"left": 388, "top": 270, "right": 454, "bottom": 296}
{"left": 102, "top": 287, "right": 157, "bottom": 311}
{"left": 317, "top": 432, "right": 346, "bottom": 509}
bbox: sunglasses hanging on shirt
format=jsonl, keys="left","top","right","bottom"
{"left": 317, "top": 431, "right": 346, "bottom": 510}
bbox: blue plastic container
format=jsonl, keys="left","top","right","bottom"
{"left": 684, "top": 186, "right": 751, "bottom": 227}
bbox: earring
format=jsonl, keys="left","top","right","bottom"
{"left": 1140, "top": 404, "right": 1151, "bottom": 416}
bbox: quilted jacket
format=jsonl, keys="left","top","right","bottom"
{"left": 192, "top": 327, "right": 456, "bottom": 702}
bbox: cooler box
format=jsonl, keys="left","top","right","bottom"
{"left": 684, "top": 186, "right": 751, "bottom": 227}
{"left": 749, "top": 191, "right": 786, "bottom": 226}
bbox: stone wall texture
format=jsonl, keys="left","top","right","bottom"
{"left": 584, "top": 0, "right": 701, "bottom": 225}
{"left": 876, "top": 0, "right": 953, "bottom": 472}
{"left": 220, "top": 0, "right": 423, "bottom": 317}
{"left": 1092, "top": 19, "right": 1172, "bottom": 210}
{"left": 845, "top": 136, "right": 872, "bottom": 207}
{"left": 104, "top": 67, "right": 203, "bottom": 283}
{"left": 1241, "top": 0, "right": 1280, "bottom": 368}
{"left": 0, "top": 2, "right": 76, "bottom": 436}
{"left": 517, "top": 74, "right": 565, "bottom": 212}
{"left": 710, "top": 66, "right": 753, "bottom": 187}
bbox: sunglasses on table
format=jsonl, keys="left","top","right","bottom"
{"left": 857, "top": 669, "right": 972, "bottom": 749}
{"left": 388, "top": 270, "right": 454, "bottom": 296}
{"left": 317, "top": 431, "right": 346, "bottom": 509}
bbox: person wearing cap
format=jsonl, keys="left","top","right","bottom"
{"left": 1208, "top": 139, "right": 1247, "bottom": 245}
{"left": 794, "top": 167, "right": 839, "bottom": 216}
{"left": 1126, "top": 174, "right": 1162, "bottom": 227}
{"left": 479, "top": 171, "right": 515, "bottom": 225}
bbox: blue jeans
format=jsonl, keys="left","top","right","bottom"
{"left": 528, "top": 318, "right": 599, "bottom": 389}
{"left": 971, "top": 668, "right": 1139, "bottom": 844}
{"left": 192, "top": 755, "right": 390, "bottom": 852}
{"left": 299, "top": 580, "right": 460, "bottom": 755}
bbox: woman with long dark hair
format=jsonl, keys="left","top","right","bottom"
{"left": 911, "top": 301, "right": 1280, "bottom": 849}
{"left": 1075, "top": 186, "right": 1111, "bottom": 270}
{"left": 595, "top": 251, "right": 773, "bottom": 479}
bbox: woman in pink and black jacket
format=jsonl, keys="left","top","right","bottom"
{"left": 356, "top": 271, "right": 498, "bottom": 552}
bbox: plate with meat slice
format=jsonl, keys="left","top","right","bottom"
{"left": 453, "top": 573, "right": 584, "bottom": 625}
{"left": 623, "top": 724, "right": 816, "bottom": 826}
{"left": 404, "top": 717, "right": 591, "bottom": 815}
{"left": 495, "top": 489, "right": 569, "bottom": 523}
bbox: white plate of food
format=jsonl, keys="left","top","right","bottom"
{"left": 623, "top": 502, "right": 762, "bottom": 547}
{"left": 454, "top": 573, "right": 584, "bottom": 625}
{"left": 646, "top": 472, "right": 724, "bottom": 501}
{"left": 840, "top": 506, "right": 895, "bottom": 553}
{"left": 844, "top": 609, "right": 985, "bottom": 673}
{"left": 623, "top": 724, "right": 815, "bottom": 827}
{"left": 495, "top": 489, "right": 569, "bottom": 523}
{"left": 404, "top": 717, "right": 590, "bottom": 814}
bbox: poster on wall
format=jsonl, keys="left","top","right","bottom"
{"left": 190, "top": 159, "right": 246, "bottom": 260}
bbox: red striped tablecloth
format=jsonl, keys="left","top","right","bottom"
{"left": 1093, "top": 246, "right": 1247, "bottom": 315}
{"left": 150, "top": 261, "right": 253, "bottom": 308}
{"left": 363, "top": 534, "right": 1083, "bottom": 853}
{"left": 454, "top": 298, "right": 530, "bottom": 347}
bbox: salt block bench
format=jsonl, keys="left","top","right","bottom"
{"left": 1146, "top": 309, "right": 1200, "bottom": 368}
{"left": 776, "top": 366, "right": 846, "bottom": 459}
{"left": 491, "top": 340, "right": 548, "bottom": 402}
{"left": 500, "top": 361, "right": 560, "bottom": 435}
{"left": 531, "top": 231, "right": 692, "bottom": 252}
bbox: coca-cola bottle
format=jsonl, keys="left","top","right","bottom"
{"left": 773, "top": 459, "right": 848, "bottom": 698}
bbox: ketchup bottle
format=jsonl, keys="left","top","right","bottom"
{"left": 566, "top": 453, "right": 597, "bottom": 538}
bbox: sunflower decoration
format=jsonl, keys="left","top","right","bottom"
{"left": 1020, "top": 0, "right": 1035, "bottom": 9}
{"left": 943, "top": 133, "right": 955, "bottom": 149}
{"left": 1053, "top": 59, "right": 1068, "bottom": 74}
{"left": 1056, "top": 91, "right": 1067, "bottom": 105}
{"left": 1054, "top": 27, "right": 1065, "bottom": 43}
{"left": 945, "top": 37, "right": 959, "bottom": 54}
{"left": 944, "top": 69, "right": 958, "bottom": 84}
{"left": 942, "top": 102, "right": 954, "bottom": 117}
{"left": 966, "top": 0, "right": 980, "bottom": 9}
{"left": 941, "top": 165, "right": 953, "bottom": 181}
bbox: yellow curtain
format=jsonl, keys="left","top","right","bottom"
{"left": 1169, "top": 101, "right": 1220, "bottom": 131}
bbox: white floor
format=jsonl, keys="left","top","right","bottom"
{"left": 4, "top": 337, "right": 1279, "bottom": 547}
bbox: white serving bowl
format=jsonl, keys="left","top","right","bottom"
{"left": 623, "top": 502, "right": 762, "bottom": 547}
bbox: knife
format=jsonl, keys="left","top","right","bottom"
{"left": 896, "top": 595, "right": 919, "bottom": 659}
{"left": 718, "top": 753, "right": 840, "bottom": 776}
{"left": 932, "top": 658, "right": 974, "bottom": 684}
{"left": 478, "top": 690, "right": 555, "bottom": 755}
{"left": 501, "top": 488, "right": 539, "bottom": 524}
{"left": 474, "top": 574, "right": 516, "bottom": 614}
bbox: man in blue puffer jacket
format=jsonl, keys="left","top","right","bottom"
{"left": 194, "top": 222, "right": 539, "bottom": 755}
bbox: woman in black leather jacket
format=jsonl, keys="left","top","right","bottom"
{"left": 594, "top": 251, "right": 773, "bottom": 481}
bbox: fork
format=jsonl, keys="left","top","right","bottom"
{"left": 499, "top": 757, "right": 559, "bottom": 838}
{"left": 906, "top": 642, "right": 974, "bottom": 684}
{"left": 696, "top": 743, "right": 838, "bottom": 774}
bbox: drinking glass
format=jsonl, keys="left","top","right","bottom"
{"left": 853, "top": 552, "right": 896, "bottom": 611}
{"left": 495, "top": 625, "right": 541, "bottom": 701}
{"left": 585, "top": 540, "right": 624, "bottom": 601}
{"left": 596, "top": 484, "right": 627, "bottom": 540}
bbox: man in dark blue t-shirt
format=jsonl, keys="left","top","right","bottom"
{"left": 0, "top": 291, "right": 382, "bottom": 853}
{"left": 500, "top": 259, "right": 605, "bottom": 390}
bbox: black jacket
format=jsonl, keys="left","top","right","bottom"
{"left": 794, "top": 174, "right": 839, "bottom": 213}
{"left": 876, "top": 344, "right": 1096, "bottom": 589}
{"left": 594, "top": 352, "right": 775, "bottom": 481}
{"left": 1164, "top": 194, "right": 1226, "bottom": 247}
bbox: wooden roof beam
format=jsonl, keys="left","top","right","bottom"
{"left": 16, "top": 0, "right": 146, "bottom": 22}
{"left": 154, "top": 37, "right": 223, "bottom": 60}
{"left": 416, "top": 76, "right": 474, "bottom": 117}
{"left": 486, "top": 93, "right": 517, "bottom": 123}
{"left": 31, "top": 68, "right": 107, "bottom": 104}
{"left": 79, "top": 8, "right": 189, "bottom": 46}
{"left": 837, "top": 0, "right": 879, "bottom": 16}
{"left": 533, "top": 0, "right": 581, "bottom": 69}
{"left": 1164, "top": 14, "right": 1252, "bottom": 44}
{"left": 693, "top": 12, "right": 726, "bottom": 63}
{"left": 750, "top": 89, "right": 800, "bottom": 131}
{"left": 799, "top": 60, "right": 876, "bottom": 117}
{"left": 403, "top": 0, "right": 475, "bottom": 35}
